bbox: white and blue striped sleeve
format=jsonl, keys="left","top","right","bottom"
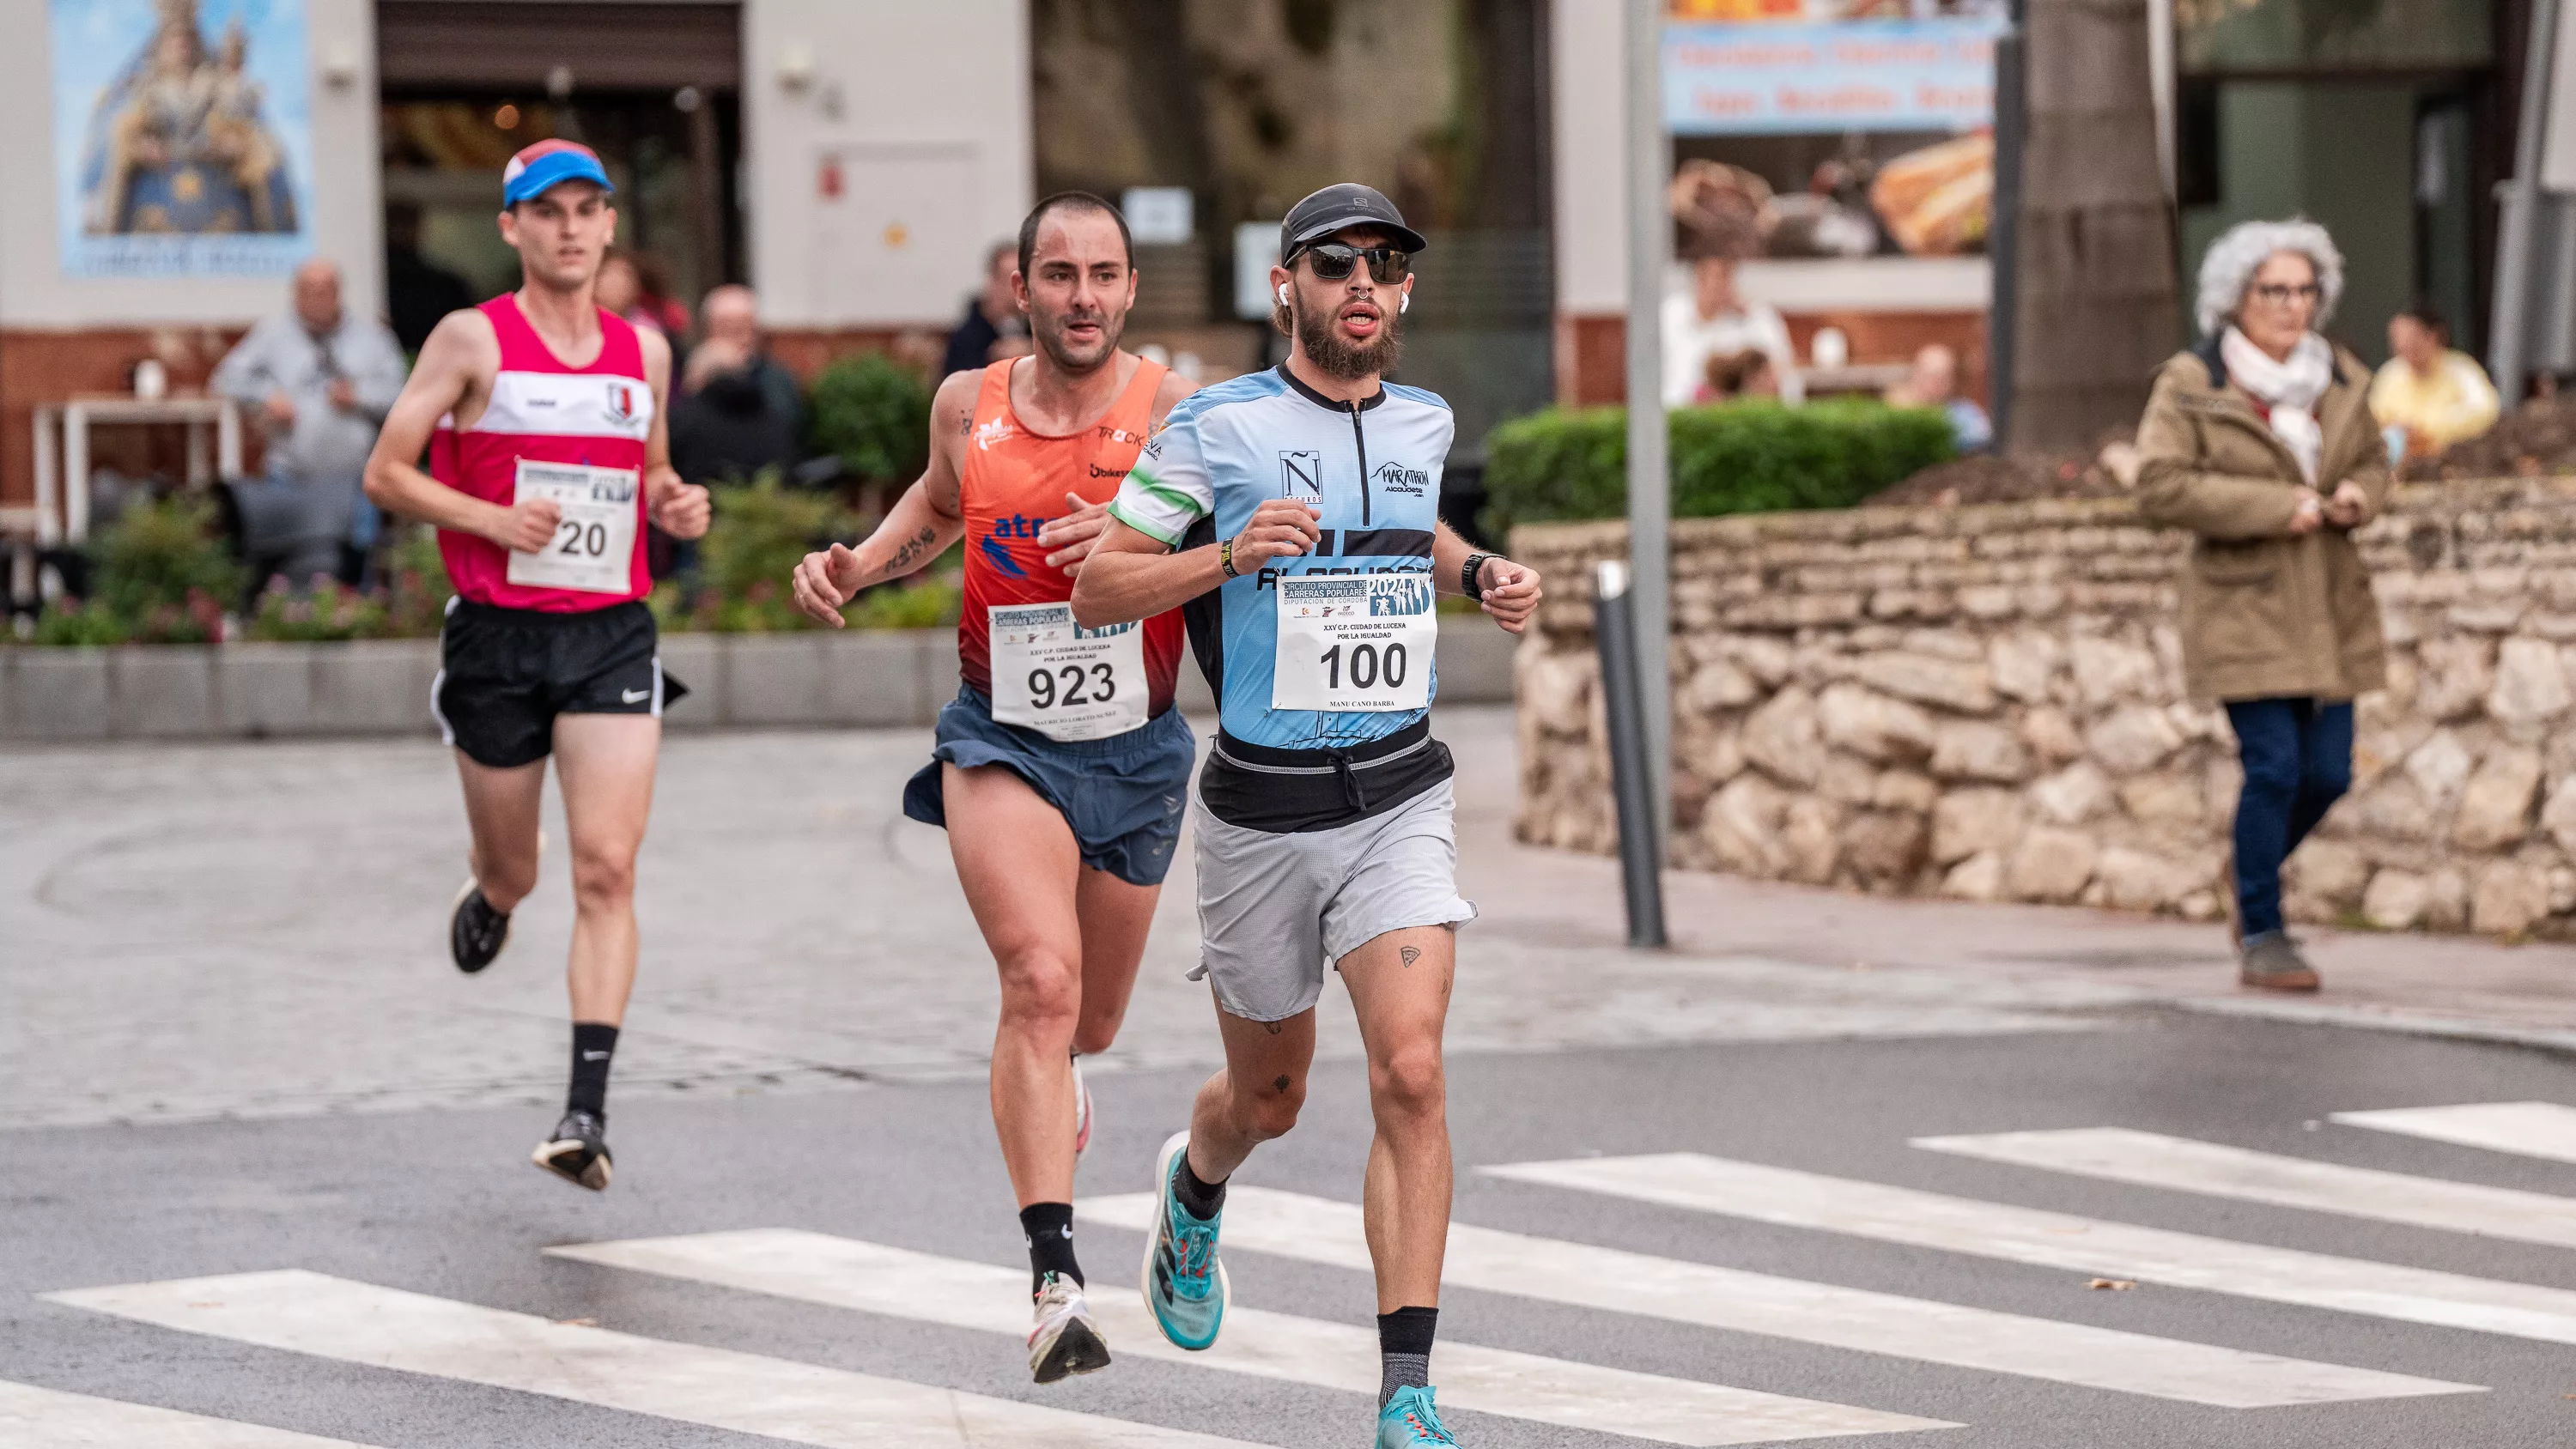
{"left": 1109, "top": 405, "right": 1215, "bottom": 548}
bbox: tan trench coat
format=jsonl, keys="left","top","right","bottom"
{"left": 2135, "top": 337, "right": 2391, "bottom": 704}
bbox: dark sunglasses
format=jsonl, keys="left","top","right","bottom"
{"left": 1296, "top": 242, "right": 1412, "bottom": 285}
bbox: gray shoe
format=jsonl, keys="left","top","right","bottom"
{"left": 2239, "top": 932, "right": 2319, "bottom": 992}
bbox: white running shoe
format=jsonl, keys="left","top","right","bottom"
{"left": 1072, "top": 1055, "right": 1095, "bottom": 1164}
{"left": 1027, "top": 1271, "right": 1111, "bottom": 1384}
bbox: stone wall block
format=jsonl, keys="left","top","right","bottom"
{"left": 2415, "top": 636, "right": 2496, "bottom": 721}
{"left": 1929, "top": 719, "right": 2032, "bottom": 783}
{"left": 2453, "top": 745, "right": 2544, "bottom": 851}
{"left": 2542, "top": 774, "right": 2576, "bottom": 855}
{"left": 2471, "top": 860, "right": 2552, "bottom": 937}
{"left": 1989, "top": 631, "right": 2062, "bottom": 703}
{"left": 723, "top": 635, "right": 828, "bottom": 725}
{"left": 1817, "top": 682, "right": 1935, "bottom": 764}
{"left": 1704, "top": 773, "right": 1792, "bottom": 876}
{"left": 1942, "top": 850, "right": 2007, "bottom": 901}
{"left": 1686, "top": 725, "right": 1747, "bottom": 789}
{"left": 2020, "top": 706, "right": 2085, "bottom": 764}
{"left": 219, "top": 644, "right": 317, "bottom": 737}
{"left": 2031, "top": 762, "right": 2116, "bottom": 824}
{"left": 2008, "top": 826, "right": 2099, "bottom": 901}
{"left": 2362, "top": 869, "right": 2430, "bottom": 930}
{"left": 2087, "top": 705, "right": 2184, "bottom": 774}
{"left": 1819, "top": 753, "right": 1880, "bottom": 805}
{"left": 1682, "top": 656, "right": 1759, "bottom": 713}
{"left": 1854, "top": 652, "right": 1996, "bottom": 714}
{"left": 2425, "top": 866, "right": 2472, "bottom": 931}
{"left": 1932, "top": 787, "right": 2027, "bottom": 864}
{"left": 2098, "top": 847, "right": 2204, "bottom": 912}
{"left": 1740, "top": 686, "right": 1826, "bottom": 786}
{"left": 1783, "top": 797, "right": 1844, "bottom": 883}
{"left": 111, "top": 649, "right": 216, "bottom": 738}
{"left": 2284, "top": 839, "right": 2371, "bottom": 908}
{"left": 2404, "top": 729, "right": 2474, "bottom": 813}
{"left": 309, "top": 640, "right": 439, "bottom": 735}
{"left": 1726, "top": 635, "right": 1795, "bottom": 686}
{"left": 2488, "top": 637, "right": 2573, "bottom": 724}
{"left": 2117, "top": 774, "right": 2202, "bottom": 827}
{"left": 1519, "top": 648, "right": 1595, "bottom": 737}
{"left": 1873, "top": 769, "right": 1939, "bottom": 814}
{"left": 1844, "top": 809, "right": 1931, "bottom": 887}
{"left": 2069, "top": 635, "right": 2161, "bottom": 706}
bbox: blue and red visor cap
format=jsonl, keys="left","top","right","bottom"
{"left": 502, "top": 141, "right": 615, "bottom": 207}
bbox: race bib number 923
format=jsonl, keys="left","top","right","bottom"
{"left": 990, "top": 603, "right": 1150, "bottom": 742}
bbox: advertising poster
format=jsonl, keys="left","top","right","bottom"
{"left": 52, "top": 0, "right": 314, "bottom": 277}
{"left": 1664, "top": 1, "right": 2005, "bottom": 263}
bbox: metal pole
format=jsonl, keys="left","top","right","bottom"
{"left": 1595, "top": 560, "right": 1668, "bottom": 948}
{"left": 1986, "top": 3, "right": 2027, "bottom": 451}
{"left": 2492, "top": 0, "right": 2564, "bottom": 407}
{"left": 1623, "top": 0, "right": 1671, "bottom": 857}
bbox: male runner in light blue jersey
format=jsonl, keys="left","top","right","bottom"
{"left": 1073, "top": 183, "right": 1541, "bottom": 1449}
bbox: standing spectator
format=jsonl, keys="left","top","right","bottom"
{"left": 210, "top": 257, "right": 407, "bottom": 589}
{"left": 670, "top": 284, "right": 804, "bottom": 485}
{"left": 939, "top": 240, "right": 1030, "bottom": 378}
{"left": 2136, "top": 220, "right": 2389, "bottom": 994}
{"left": 383, "top": 202, "right": 473, "bottom": 354}
{"left": 1662, "top": 253, "right": 1801, "bottom": 407}
{"left": 2370, "top": 302, "right": 2500, "bottom": 461}
{"left": 1884, "top": 343, "right": 1992, "bottom": 452}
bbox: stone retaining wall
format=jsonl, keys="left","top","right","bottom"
{"left": 1511, "top": 477, "right": 2576, "bottom": 940}
{"left": 0, "top": 621, "right": 1521, "bottom": 743}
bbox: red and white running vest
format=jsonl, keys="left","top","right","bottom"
{"left": 430, "top": 294, "right": 655, "bottom": 612}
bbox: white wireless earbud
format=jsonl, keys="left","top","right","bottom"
{"left": 1278, "top": 283, "right": 1291, "bottom": 306}
{"left": 1399, "top": 292, "right": 1409, "bottom": 314}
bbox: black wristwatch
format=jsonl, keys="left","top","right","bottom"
{"left": 1461, "top": 552, "right": 1497, "bottom": 601}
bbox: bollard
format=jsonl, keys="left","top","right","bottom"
{"left": 1594, "top": 559, "right": 1668, "bottom": 948}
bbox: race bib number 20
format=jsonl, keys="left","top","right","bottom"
{"left": 990, "top": 603, "right": 1150, "bottom": 742}
{"left": 1271, "top": 574, "right": 1436, "bottom": 712}
{"left": 506, "top": 459, "right": 639, "bottom": 594}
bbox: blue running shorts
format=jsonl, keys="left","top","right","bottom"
{"left": 902, "top": 688, "right": 1198, "bottom": 887}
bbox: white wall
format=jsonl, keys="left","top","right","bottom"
{"left": 744, "top": 0, "right": 1033, "bottom": 329}
{"left": 0, "top": 0, "right": 382, "bottom": 328}
{"left": 1552, "top": 0, "right": 1627, "bottom": 317}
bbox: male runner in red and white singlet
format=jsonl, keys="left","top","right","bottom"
{"left": 791, "top": 192, "right": 1195, "bottom": 1384}
{"left": 364, "top": 141, "right": 710, "bottom": 1191}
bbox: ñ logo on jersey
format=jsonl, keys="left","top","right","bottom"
{"left": 975, "top": 418, "right": 1015, "bottom": 452}
{"left": 605, "top": 382, "right": 635, "bottom": 422}
{"left": 1279, "top": 449, "right": 1322, "bottom": 500}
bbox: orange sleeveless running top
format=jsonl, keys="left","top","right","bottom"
{"left": 957, "top": 356, "right": 1186, "bottom": 718}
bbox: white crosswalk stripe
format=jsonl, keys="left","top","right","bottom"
{"left": 2332, "top": 1101, "right": 2576, "bottom": 1165}
{"left": 1077, "top": 1186, "right": 2469, "bottom": 1406}
{"left": 550, "top": 1227, "right": 1950, "bottom": 1446}
{"left": 44, "top": 1270, "right": 1268, "bottom": 1449}
{"left": 1916, "top": 1127, "right": 2576, "bottom": 1249}
{"left": 0, "top": 1379, "right": 385, "bottom": 1448}
{"left": 1485, "top": 1151, "right": 2576, "bottom": 1347}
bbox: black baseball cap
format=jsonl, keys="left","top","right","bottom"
{"left": 1280, "top": 184, "right": 1428, "bottom": 263}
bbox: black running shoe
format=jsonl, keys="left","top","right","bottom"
{"left": 449, "top": 881, "right": 511, "bottom": 974}
{"left": 533, "top": 1109, "right": 613, "bottom": 1190}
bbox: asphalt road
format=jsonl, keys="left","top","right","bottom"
{"left": 8, "top": 1015, "right": 2576, "bottom": 1448}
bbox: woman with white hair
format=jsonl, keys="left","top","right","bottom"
{"left": 2136, "top": 219, "right": 2390, "bottom": 993}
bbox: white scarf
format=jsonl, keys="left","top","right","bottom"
{"left": 2221, "top": 326, "right": 2334, "bottom": 484}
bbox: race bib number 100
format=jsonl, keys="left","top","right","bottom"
{"left": 506, "top": 459, "right": 640, "bottom": 594}
{"left": 990, "top": 603, "right": 1150, "bottom": 742}
{"left": 1271, "top": 574, "right": 1436, "bottom": 712}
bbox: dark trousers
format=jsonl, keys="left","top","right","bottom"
{"left": 2224, "top": 697, "right": 2354, "bottom": 939}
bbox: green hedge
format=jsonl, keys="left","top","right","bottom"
{"left": 1479, "top": 399, "right": 1955, "bottom": 537}
{"left": 809, "top": 350, "right": 932, "bottom": 484}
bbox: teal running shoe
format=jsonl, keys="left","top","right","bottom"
{"left": 1377, "top": 1385, "right": 1460, "bottom": 1446}
{"left": 1141, "top": 1130, "right": 1229, "bottom": 1349}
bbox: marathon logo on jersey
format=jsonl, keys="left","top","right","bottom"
{"left": 1279, "top": 449, "right": 1323, "bottom": 501}
{"left": 1372, "top": 460, "right": 1431, "bottom": 496}
{"left": 1282, "top": 574, "right": 1431, "bottom": 620}
{"left": 605, "top": 381, "right": 637, "bottom": 424}
{"left": 975, "top": 417, "right": 1015, "bottom": 452}
{"left": 1073, "top": 617, "right": 1137, "bottom": 640}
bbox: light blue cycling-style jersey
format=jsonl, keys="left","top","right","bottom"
{"left": 1109, "top": 365, "right": 1452, "bottom": 752}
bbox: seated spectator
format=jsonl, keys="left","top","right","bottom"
{"left": 210, "top": 257, "right": 407, "bottom": 591}
{"left": 670, "top": 284, "right": 805, "bottom": 485}
{"left": 2370, "top": 302, "right": 2499, "bottom": 460}
{"left": 1699, "top": 348, "right": 1778, "bottom": 402}
{"left": 1885, "top": 343, "right": 1993, "bottom": 452}
{"left": 941, "top": 240, "right": 1032, "bottom": 378}
{"left": 1663, "top": 253, "right": 1801, "bottom": 408}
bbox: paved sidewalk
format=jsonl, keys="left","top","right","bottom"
{"left": 5, "top": 706, "right": 2571, "bottom": 1132}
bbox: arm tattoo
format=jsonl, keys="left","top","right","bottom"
{"left": 872, "top": 525, "right": 939, "bottom": 583}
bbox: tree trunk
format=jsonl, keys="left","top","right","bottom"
{"left": 2009, "top": 0, "right": 2180, "bottom": 457}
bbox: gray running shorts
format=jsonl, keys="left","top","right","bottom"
{"left": 1188, "top": 779, "right": 1477, "bottom": 1022}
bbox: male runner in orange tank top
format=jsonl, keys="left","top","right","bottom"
{"left": 792, "top": 193, "right": 1197, "bottom": 1385}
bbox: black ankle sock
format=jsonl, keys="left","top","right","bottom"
{"left": 1020, "top": 1202, "right": 1081, "bottom": 1294}
{"left": 1377, "top": 1306, "right": 1437, "bottom": 1406}
{"left": 1173, "top": 1149, "right": 1227, "bottom": 1221}
{"left": 567, "top": 1022, "right": 619, "bottom": 1120}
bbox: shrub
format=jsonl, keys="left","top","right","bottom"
{"left": 244, "top": 578, "right": 390, "bottom": 642}
{"left": 31, "top": 494, "right": 240, "bottom": 645}
{"left": 809, "top": 350, "right": 932, "bottom": 483}
{"left": 660, "top": 473, "right": 863, "bottom": 633}
{"left": 380, "top": 524, "right": 455, "bottom": 639}
{"left": 1479, "top": 398, "right": 1956, "bottom": 537}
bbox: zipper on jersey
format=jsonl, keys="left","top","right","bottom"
{"left": 1346, "top": 403, "right": 1372, "bottom": 527}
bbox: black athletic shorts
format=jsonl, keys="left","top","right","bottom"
{"left": 433, "top": 598, "right": 686, "bottom": 768}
